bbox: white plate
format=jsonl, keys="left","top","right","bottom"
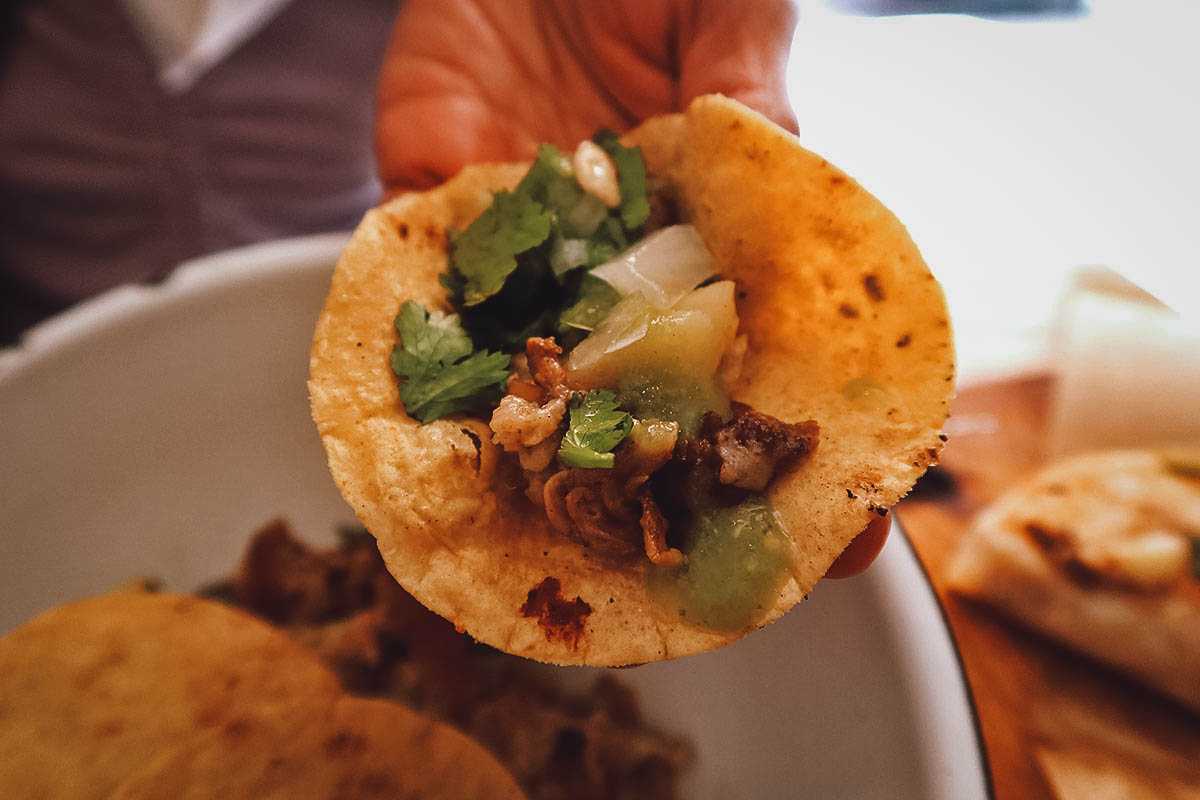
{"left": 0, "top": 235, "right": 990, "bottom": 799}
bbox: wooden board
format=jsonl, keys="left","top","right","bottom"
{"left": 896, "top": 374, "right": 1200, "bottom": 800}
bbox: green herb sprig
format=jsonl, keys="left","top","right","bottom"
{"left": 558, "top": 390, "right": 634, "bottom": 469}
{"left": 390, "top": 301, "right": 510, "bottom": 423}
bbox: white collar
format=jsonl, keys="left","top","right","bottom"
{"left": 118, "top": 0, "right": 294, "bottom": 94}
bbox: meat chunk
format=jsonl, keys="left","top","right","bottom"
{"left": 677, "top": 404, "right": 819, "bottom": 493}
{"left": 640, "top": 491, "right": 683, "bottom": 567}
{"left": 715, "top": 404, "right": 820, "bottom": 491}
{"left": 525, "top": 336, "right": 571, "bottom": 400}
{"left": 490, "top": 394, "right": 567, "bottom": 451}
{"left": 489, "top": 337, "right": 573, "bottom": 470}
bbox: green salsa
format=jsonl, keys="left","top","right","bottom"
{"left": 841, "top": 376, "right": 889, "bottom": 412}
{"left": 650, "top": 488, "right": 792, "bottom": 631}
{"left": 618, "top": 371, "right": 731, "bottom": 436}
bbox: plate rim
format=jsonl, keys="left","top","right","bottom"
{"left": 0, "top": 231, "right": 351, "bottom": 381}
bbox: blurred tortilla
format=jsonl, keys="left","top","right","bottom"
{"left": 0, "top": 592, "right": 341, "bottom": 800}
{"left": 108, "top": 696, "right": 525, "bottom": 800}
{"left": 309, "top": 94, "right": 954, "bottom": 666}
{"left": 948, "top": 449, "right": 1200, "bottom": 712}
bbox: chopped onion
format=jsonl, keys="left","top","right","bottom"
{"left": 566, "top": 292, "right": 652, "bottom": 375}
{"left": 590, "top": 224, "right": 718, "bottom": 310}
{"left": 550, "top": 236, "right": 590, "bottom": 277}
{"left": 565, "top": 193, "right": 609, "bottom": 236}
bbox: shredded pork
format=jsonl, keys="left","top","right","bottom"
{"left": 525, "top": 337, "right": 572, "bottom": 401}
{"left": 640, "top": 491, "right": 682, "bottom": 567}
{"left": 541, "top": 422, "right": 684, "bottom": 565}
{"left": 490, "top": 338, "right": 574, "bottom": 471}
{"left": 494, "top": 337, "right": 684, "bottom": 565}
{"left": 544, "top": 469, "right": 643, "bottom": 560}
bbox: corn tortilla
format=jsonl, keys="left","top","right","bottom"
{"left": 309, "top": 94, "right": 954, "bottom": 666}
{"left": 0, "top": 592, "right": 341, "bottom": 799}
{"left": 108, "top": 696, "right": 526, "bottom": 800}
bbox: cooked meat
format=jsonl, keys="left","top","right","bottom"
{"left": 234, "top": 518, "right": 382, "bottom": 625}
{"left": 490, "top": 395, "right": 567, "bottom": 451}
{"left": 543, "top": 462, "right": 685, "bottom": 566}
{"left": 469, "top": 682, "right": 692, "bottom": 800}
{"left": 544, "top": 469, "right": 642, "bottom": 560}
{"left": 715, "top": 404, "right": 820, "bottom": 491}
{"left": 525, "top": 337, "right": 572, "bottom": 401}
{"left": 490, "top": 337, "right": 578, "bottom": 471}
{"left": 640, "top": 491, "right": 683, "bottom": 567}
{"left": 677, "top": 404, "right": 819, "bottom": 493}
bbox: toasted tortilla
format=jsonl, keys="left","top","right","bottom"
{"left": 0, "top": 592, "right": 342, "bottom": 800}
{"left": 947, "top": 449, "right": 1200, "bottom": 713}
{"left": 108, "top": 696, "right": 526, "bottom": 800}
{"left": 0, "top": 591, "right": 526, "bottom": 800}
{"left": 309, "top": 94, "right": 954, "bottom": 665}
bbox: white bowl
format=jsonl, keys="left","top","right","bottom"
{"left": 0, "top": 235, "right": 990, "bottom": 799}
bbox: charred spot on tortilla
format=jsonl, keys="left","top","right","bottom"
{"left": 1023, "top": 522, "right": 1098, "bottom": 586}
{"left": 309, "top": 94, "right": 955, "bottom": 665}
{"left": 520, "top": 577, "right": 592, "bottom": 648}
{"left": 863, "top": 274, "right": 885, "bottom": 302}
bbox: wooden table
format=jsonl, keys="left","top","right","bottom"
{"left": 896, "top": 374, "right": 1200, "bottom": 800}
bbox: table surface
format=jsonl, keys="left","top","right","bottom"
{"left": 896, "top": 373, "right": 1200, "bottom": 799}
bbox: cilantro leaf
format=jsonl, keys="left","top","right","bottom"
{"left": 450, "top": 191, "right": 553, "bottom": 306}
{"left": 521, "top": 144, "right": 610, "bottom": 240}
{"left": 594, "top": 130, "right": 651, "bottom": 230}
{"left": 440, "top": 136, "right": 652, "bottom": 351}
{"left": 392, "top": 301, "right": 475, "bottom": 382}
{"left": 390, "top": 301, "right": 510, "bottom": 423}
{"left": 559, "top": 390, "right": 633, "bottom": 469}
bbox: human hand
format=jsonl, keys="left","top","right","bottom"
{"left": 825, "top": 513, "right": 891, "bottom": 579}
{"left": 375, "top": 0, "right": 798, "bottom": 193}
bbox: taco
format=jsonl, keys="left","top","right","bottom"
{"left": 309, "top": 94, "right": 954, "bottom": 666}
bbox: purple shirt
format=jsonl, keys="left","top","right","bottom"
{"left": 0, "top": 0, "right": 397, "bottom": 340}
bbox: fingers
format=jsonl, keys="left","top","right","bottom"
{"left": 375, "top": 0, "right": 653, "bottom": 193}
{"left": 375, "top": 0, "right": 799, "bottom": 194}
{"left": 824, "top": 513, "right": 891, "bottom": 579}
{"left": 677, "top": 0, "right": 799, "bottom": 134}
{"left": 375, "top": 0, "right": 541, "bottom": 192}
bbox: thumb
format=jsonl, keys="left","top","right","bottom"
{"left": 678, "top": 0, "right": 799, "bottom": 134}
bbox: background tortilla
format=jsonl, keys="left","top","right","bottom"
{"left": 108, "top": 696, "right": 526, "bottom": 800}
{"left": 0, "top": 592, "right": 527, "bottom": 799}
{"left": 309, "top": 95, "right": 954, "bottom": 666}
{"left": 0, "top": 592, "right": 341, "bottom": 799}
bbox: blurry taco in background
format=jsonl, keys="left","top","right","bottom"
{"left": 309, "top": 94, "right": 954, "bottom": 666}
